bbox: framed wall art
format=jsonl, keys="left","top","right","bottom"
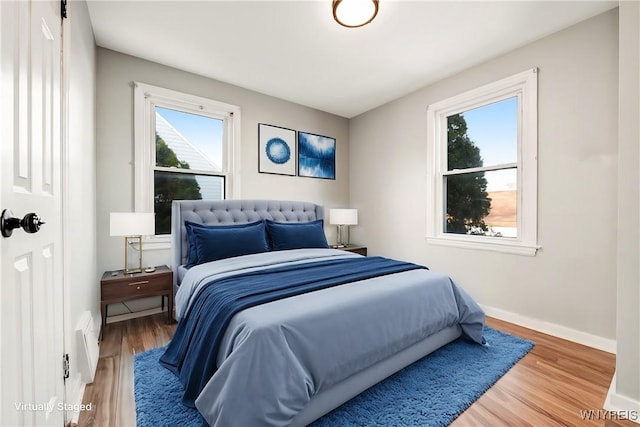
{"left": 298, "top": 131, "right": 336, "bottom": 180}
{"left": 258, "top": 123, "right": 296, "bottom": 176}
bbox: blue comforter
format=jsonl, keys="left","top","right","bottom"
{"left": 160, "top": 256, "right": 426, "bottom": 406}
{"left": 166, "top": 249, "right": 485, "bottom": 427}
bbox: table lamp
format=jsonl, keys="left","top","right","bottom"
{"left": 329, "top": 208, "right": 358, "bottom": 247}
{"left": 110, "top": 212, "right": 155, "bottom": 274}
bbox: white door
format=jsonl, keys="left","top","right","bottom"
{"left": 0, "top": 0, "right": 65, "bottom": 426}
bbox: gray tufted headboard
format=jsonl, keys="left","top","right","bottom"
{"left": 171, "top": 199, "right": 324, "bottom": 288}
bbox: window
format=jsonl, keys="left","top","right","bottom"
{"left": 134, "top": 82, "right": 240, "bottom": 238}
{"left": 426, "top": 69, "right": 538, "bottom": 255}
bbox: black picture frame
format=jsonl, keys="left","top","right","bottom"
{"left": 297, "top": 131, "right": 336, "bottom": 180}
{"left": 258, "top": 123, "right": 297, "bottom": 176}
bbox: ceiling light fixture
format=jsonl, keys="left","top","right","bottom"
{"left": 332, "top": 0, "right": 379, "bottom": 28}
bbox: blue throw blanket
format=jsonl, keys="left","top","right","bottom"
{"left": 160, "top": 256, "right": 426, "bottom": 407}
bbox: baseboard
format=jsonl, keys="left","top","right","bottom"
{"left": 481, "top": 304, "right": 616, "bottom": 353}
{"left": 106, "top": 306, "right": 167, "bottom": 324}
{"left": 604, "top": 373, "right": 640, "bottom": 424}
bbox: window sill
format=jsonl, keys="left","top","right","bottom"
{"left": 425, "top": 235, "right": 539, "bottom": 256}
{"left": 141, "top": 235, "right": 171, "bottom": 251}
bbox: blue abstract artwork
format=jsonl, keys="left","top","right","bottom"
{"left": 258, "top": 123, "right": 296, "bottom": 176}
{"left": 298, "top": 132, "right": 336, "bottom": 180}
{"left": 265, "top": 138, "right": 291, "bottom": 164}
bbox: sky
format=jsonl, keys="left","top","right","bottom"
{"left": 156, "top": 107, "right": 224, "bottom": 167}
{"left": 461, "top": 96, "right": 518, "bottom": 192}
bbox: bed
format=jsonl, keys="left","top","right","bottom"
{"left": 162, "top": 199, "right": 485, "bottom": 427}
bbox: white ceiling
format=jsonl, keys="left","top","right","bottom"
{"left": 86, "top": 0, "right": 617, "bottom": 118}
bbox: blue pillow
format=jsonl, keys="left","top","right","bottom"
{"left": 184, "top": 220, "right": 269, "bottom": 267}
{"left": 184, "top": 221, "right": 206, "bottom": 266}
{"left": 265, "top": 219, "right": 329, "bottom": 251}
{"left": 185, "top": 221, "right": 249, "bottom": 266}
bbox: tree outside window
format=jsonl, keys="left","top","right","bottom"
{"left": 154, "top": 134, "right": 202, "bottom": 234}
{"left": 445, "top": 113, "right": 491, "bottom": 234}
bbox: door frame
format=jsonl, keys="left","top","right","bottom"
{"left": 60, "top": 1, "right": 79, "bottom": 423}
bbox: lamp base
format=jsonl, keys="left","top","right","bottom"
{"left": 336, "top": 225, "right": 351, "bottom": 247}
{"left": 123, "top": 235, "right": 143, "bottom": 275}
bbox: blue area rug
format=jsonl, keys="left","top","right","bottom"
{"left": 134, "top": 327, "right": 533, "bottom": 427}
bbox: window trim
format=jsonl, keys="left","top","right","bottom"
{"left": 426, "top": 69, "right": 539, "bottom": 256}
{"left": 133, "top": 82, "right": 241, "bottom": 245}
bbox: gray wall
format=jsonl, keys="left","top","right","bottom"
{"left": 615, "top": 0, "right": 640, "bottom": 407}
{"left": 96, "top": 48, "right": 349, "bottom": 310}
{"left": 63, "top": 0, "right": 98, "bottom": 409}
{"left": 349, "top": 11, "right": 619, "bottom": 342}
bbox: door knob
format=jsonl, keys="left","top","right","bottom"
{"left": 1, "top": 209, "right": 46, "bottom": 238}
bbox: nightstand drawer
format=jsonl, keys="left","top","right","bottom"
{"left": 101, "top": 273, "right": 171, "bottom": 301}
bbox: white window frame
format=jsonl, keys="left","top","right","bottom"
{"left": 134, "top": 82, "right": 241, "bottom": 245}
{"left": 426, "top": 69, "right": 539, "bottom": 256}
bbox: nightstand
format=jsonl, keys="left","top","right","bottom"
{"left": 335, "top": 245, "right": 367, "bottom": 256}
{"left": 100, "top": 265, "right": 173, "bottom": 339}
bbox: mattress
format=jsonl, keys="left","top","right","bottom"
{"left": 163, "top": 249, "right": 485, "bottom": 426}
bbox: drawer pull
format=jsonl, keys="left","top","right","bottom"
{"left": 128, "top": 280, "right": 149, "bottom": 287}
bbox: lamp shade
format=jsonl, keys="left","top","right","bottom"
{"left": 110, "top": 212, "right": 155, "bottom": 237}
{"left": 329, "top": 209, "right": 358, "bottom": 226}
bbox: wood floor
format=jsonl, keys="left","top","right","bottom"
{"left": 77, "top": 314, "right": 636, "bottom": 427}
